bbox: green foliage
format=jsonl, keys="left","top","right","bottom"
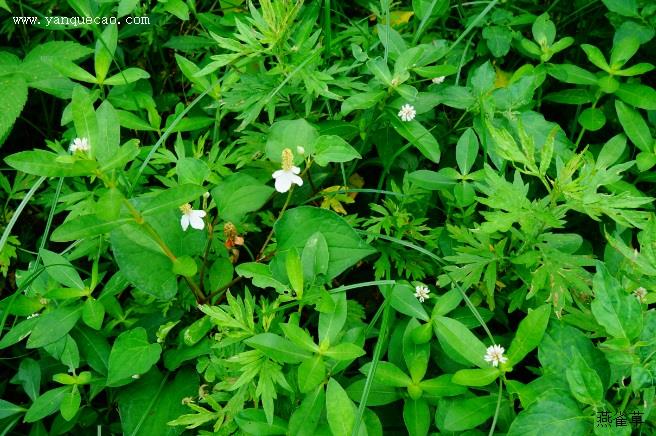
{"left": 2, "top": 0, "right": 656, "bottom": 434}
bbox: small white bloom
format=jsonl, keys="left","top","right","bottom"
{"left": 484, "top": 344, "right": 508, "bottom": 367}
{"left": 203, "top": 191, "right": 210, "bottom": 199}
{"left": 131, "top": 374, "right": 140, "bottom": 379}
{"left": 414, "top": 285, "right": 430, "bottom": 303}
{"left": 431, "top": 76, "right": 446, "bottom": 84}
{"left": 296, "top": 145, "right": 305, "bottom": 155}
{"left": 69, "top": 137, "right": 90, "bottom": 153}
{"left": 26, "top": 312, "right": 40, "bottom": 319}
{"left": 179, "top": 203, "right": 206, "bottom": 231}
{"left": 272, "top": 148, "right": 303, "bottom": 193}
{"left": 398, "top": 104, "right": 416, "bottom": 122}
{"left": 634, "top": 287, "right": 647, "bottom": 304}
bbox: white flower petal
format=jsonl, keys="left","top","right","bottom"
{"left": 291, "top": 166, "right": 301, "bottom": 174}
{"left": 181, "top": 215, "right": 190, "bottom": 231}
{"left": 275, "top": 174, "right": 293, "bottom": 193}
{"left": 272, "top": 169, "right": 285, "bottom": 178}
{"left": 189, "top": 213, "right": 205, "bottom": 230}
{"left": 290, "top": 174, "right": 303, "bottom": 187}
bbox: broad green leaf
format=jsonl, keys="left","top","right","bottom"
{"left": 367, "top": 57, "right": 393, "bottom": 86}
{"left": 419, "top": 375, "right": 467, "bottom": 399}
{"left": 578, "top": 108, "right": 606, "bottom": 131}
{"left": 407, "top": 168, "right": 459, "bottom": 190}
{"left": 341, "top": 90, "right": 387, "bottom": 115}
{"left": 46, "top": 57, "right": 96, "bottom": 83}
{"left": 72, "top": 326, "right": 110, "bottom": 376}
{"left": 346, "top": 379, "right": 401, "bottom": 406}
{"left": 288, "top": 386, "right": 325, "bottom": 436}
{"left": 0, "top": 317, "right": 39, "bottom": 349}
{"left": 245, "top": 333, "right": 312, "bottom": 364}
{"left": 403, "top": 318, "right": 430, "bottom": 382}
{"left": 27, "top": 305, "right": 83, "bottom": 349}
{"left": 581, "top": 44, "right": 610, "bottom": 72}
{"left": 301, "top": 231, "right": 330, "bottom": 283}
{"left": 602, "top": 0, "right": 638, "bottom": 16}
{"left": 15, "top": 358, "right": 40, "bottom": 400}
{"left": 24, "top": 386, "right": 69, "bottom": 423}
{"left": 565, "top": 349, "right": 604, "bottom": 406}
{"left": 412, "top": 0, "right": 449, "bottom": 20}
{"left": 39, "top": 248, "right": 85, "bottom": 289}
{"left": 82, "top": 298, "right": 104, "bottom": 330}
{"left": 442, "top": 395, "right": 497, "bottom": 431}
{"left": 171, "top": 255, "right": 197, "bottom": 277}
{"left": 546, "top": 64, "right": 598, "bottom": 85}
{"left": 313, "top": 135, "right": 361, "bottom": 166}
{"left": 452, "top": 367, "right": 500, "bottom": 386}
{"left": 432, "top": 316, "right": 488, "bottom": 368}
{"left": 110, "top": 222, "right": 177, "bottom": 300}
{"left": 99, "top": 140, "right": 140, "bottom": 172}
{"left": 482, "top": 25, "right": 512, "bottom": 58}
{"left": 51, "top": 215, "right": 132, "bottom": 242}
{"left": 456, "top": 128, "right": 479, "bottom": 175}
{"left": 324, "top": 343, "right": 366, "bottom": 361}
{"left": 318, "top": 292, "right": 347, "bottom": 345}
{"left": 71, "top": 85, "right": 99, "bottom": 156}
{"left": 404, "top": 398, "right": 430, "bottom": 436}
{"left": 119, "top": 368, "right": 198, "bottom": 436}
{"left": 590, "top": 265, "right": 642, "bottom": 340}
{"left": 280, "top": 323, "right": 318, "bottom": 353}
{"left": 326, "top": 378, "right": 362, "bottom": 436}
{"left": 615, "top": 100, "right": 652, "bottom": 152}
{"left": 60, "top": 387, "right": 80, "bottom": 421}
{"left": 95, "top": 100, "right": 121, "bottom": 165}
{"left": 107, "top": 327, "right": 162, "bottom": 387}
{"left": 103, "top": 68, "right": 151, "bottom": 86}
{"left": 0, "top": 74, "right": 28, "bottom": 145}
{"left": 389, "top": 283, "right": 429, "bottom": 321}
{"left": 0, "top": 399, "right": 25, "bottom": 419}
{"left": 615, "top": 83, "right": 656, "bottom": 110}
{"left": 538, "top": 323, "right": 610, "bottom": 387}
{"left": 236, "top": 262, "right": 288, "bottom": 293}
{"left": 507, "top": 391, "right": 589, "bottom": 435}
{"left": 360, "top": 361, "right": 412, "bottom": 387}
{"left": 176, "top": 157, "right": 209, "bottom": 185}
{"left": 235, "top": 409, "right": 287, "bottom": 435}
{"left": 532, "top": 13, "right": 556, "bottom": 47}
{"left": 274, "top": 207, "right": 376, "bottom": 281}
{"left": 212, "top": 173, "right": 274, "bottom": 223}
{"left": 298, "top": 355, "right": 326, "bottom": 393}
{"left": 285, "top": 249, "right": 304, "bottom": 297}
{"left": 506, "top": 305, "right": 551, "bottom": 366}
{"left": 390, "top": 115, "right": 441, "bottom": 163}
{"left": 596, "top": 134, "right": 627, "bottom": 168}
{"left": 95, "top": 24, "right": 117, "bottom": 83}
{"left": 5, "top": 150, "right": 97, "bottom": 177}
{"left": 610, "top": 36, "right": 640, "bottom": 69}
{"left": 266, "top": 119, "right": 318, "bottom": 163}
{"left": 139, "top": 184, "right": 207, "bottom": 216}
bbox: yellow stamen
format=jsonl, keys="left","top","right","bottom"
{"left": 180, "top": 203, "right": 192, "bottom": 214}
{"left": 281, "top": 148, "right": 294, "bottom": 171}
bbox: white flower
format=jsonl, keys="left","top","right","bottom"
{"left": 180, "top": 203, "right": 206, "bottom": 231}
{"left": 431, "top": 76, "right": 446, "bottom": 84}
{"left": 272, "top": 148, "right": 303, "bottom": 193}
{"left": 484, "top": 344, "right": 508, "bottom": 367}
{"left": 296, "top": 145, "right": 305, "bottom": 155}
{"left": 203, "top": 191, "right": 210, "bottom": 199}
{"left": 26, "top": 312, "right": 40, "bottom": 319}
{"left": 414, "top": 285, "right": 430, "bottom": 303}
{"left": 398, "top": 104, "right": 416, "bottom": 122}
{"left": 634, "top": 287, "right": 647, "bottom": 304}
{"left": 131, "top": 374, "right": 140, "bottom": 379}
{"left": 69, "top": 137, "right": 90, "bottom": 153}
